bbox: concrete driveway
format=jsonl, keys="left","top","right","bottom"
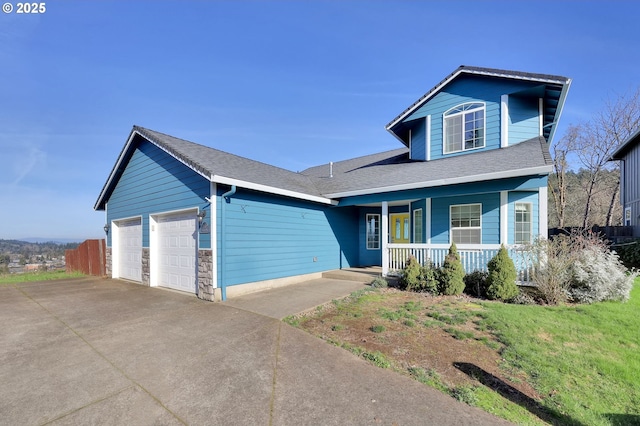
{"left": 0, "top": 278, "right": 511, "bottom": 425}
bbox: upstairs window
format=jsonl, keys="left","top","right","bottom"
{"left": 443, "top": 102, "right": 485, "bottom": 154}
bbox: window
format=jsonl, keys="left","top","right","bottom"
{"left": 514, "top": 203, "right": 532, "bottom": 244}
{"left": 366, "top": 214, "right": 380, "bottom": 249}
{"left": 450, "top": 204, "right": 481, "bottom": 244}
{"left": 443, "top": 102, "right": 485, "bottom": 154}
{"left": 413, "top": 209, "right": 423, "bottom": 243}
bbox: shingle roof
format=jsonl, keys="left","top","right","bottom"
{"left": 95, "top": 125, "right": 553, "bottom": 210}
{"left": 301, "top": 137, "right": 552, "bottom": 196}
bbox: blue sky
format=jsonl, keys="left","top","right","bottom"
{"left": 1, "top": 1, "right": 638, "bottom": 241}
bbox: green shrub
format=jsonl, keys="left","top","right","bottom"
{"left": 400, "top": 256, "right": 439, "bottom": 293}
{"left": 370, "top": 276, "right": 388, "bottom": 288}
{"left": 485, "top": 245, "right": 518, "bottom": 301}
{"left": 438, "top": 243, "right": 465, "bottom": 295}
{"left": 613, "top": 239, "right": 640, "bottom": 269}
{"left": 464, "top": 270, "right": 488, "bottom": 297}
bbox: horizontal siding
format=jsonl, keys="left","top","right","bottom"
{"left": 509, "top": 96, "right": 540, "bottom": 145}
{"left": 402, "top": 75, "right": 541, "bottom": 161}
{"left": 106, "top": 140, "right": 211, "bottom": 249}
{"left": 410, "top": 118, "right": 426, "bottom": 160}
{"left": 431, "top": 193, "right": 500, "bottom": 244}
{"left": 218, "top": 189, "right": 358, "bottom": 287}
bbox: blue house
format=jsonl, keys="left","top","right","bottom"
{"left": 95, "top": 66, "right": 571, "bottom": 301}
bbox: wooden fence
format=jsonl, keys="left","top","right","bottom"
{"left": 65, "top": 239, "right": 106, "bottom": 276}
{"left": 548, "top": 226, "right": 633, "bottom": 243}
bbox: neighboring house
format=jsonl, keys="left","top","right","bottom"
{"left": 95, "top": 65, "right": 571, "bottom": 301}
{"left": 610, "top": 128, "right": 640, "bottom": 236}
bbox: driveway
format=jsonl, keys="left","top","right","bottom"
{"left": 0, "top": 278, "right": 511, "bottom": 425}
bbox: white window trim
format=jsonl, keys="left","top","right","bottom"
{"left": 443, "top": 102, "right": 486, "bottom": 155}
{"left": 514, "top": 202, "right": 533, "bottom": 244}
{"left": 450, "top": 203, "right": 482, "bottom": 244}
{"left": 413, "top": 208, "right": 423, "bottom": 243}
{"left": 366, "top": 213, "right": 381, "bottom": 250}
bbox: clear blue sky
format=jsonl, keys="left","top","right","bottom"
{"left": 1, "top": 1, "right": 638, "bottom": 241}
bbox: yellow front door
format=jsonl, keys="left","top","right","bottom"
{"left": 389, "top": 213, "right": 410, "bottom": 243}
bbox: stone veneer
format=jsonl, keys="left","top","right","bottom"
{"left": 198, "top": 249, "right": 215, "bottom": 301}
{"left": 105, "top": 247, "right": 112, "bottom": 277}
{"left": 142, "top": 248, "right": 150, "bottom": 285}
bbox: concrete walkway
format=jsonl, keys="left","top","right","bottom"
{"left": 0, "top": 278, "right": 512, "bottom": 425}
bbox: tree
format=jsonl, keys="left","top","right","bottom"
{"left": 549, "top": 87, "right": 640, "bottom": 227}
{"left": 439, "top": 243, "right": 465, "bottom": 295}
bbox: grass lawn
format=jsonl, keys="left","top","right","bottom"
{"left": 287, "top": 279, "right": 640, "bottom": 425}
{"left": 0, "top": 270, "right": 85, "bottom": 284}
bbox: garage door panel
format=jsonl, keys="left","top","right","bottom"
{"left": 156, "top": 212, "right": 197, "bottom": 293}
{"left": 117, "top": 218, "right": 142, "bottom": 282}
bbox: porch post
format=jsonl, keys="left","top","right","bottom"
{"left": 500, "top": 191, "right": 508, "bottom": 245}
{"left": 382, "top": 201, "right": 389, "bottom": 276}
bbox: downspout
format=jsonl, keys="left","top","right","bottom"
{"left": 220, "top": 185, "right": 236, "bottom": 301}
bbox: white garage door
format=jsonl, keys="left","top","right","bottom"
{"left": 117, "top": 218, "right": 142, "bottom": 282}
{"left": 157, "top": 211, "right": 197, "bottom": 293}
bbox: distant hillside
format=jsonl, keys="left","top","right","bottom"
{"left": 0, "top": 239, "right": 79, "bottom": 263}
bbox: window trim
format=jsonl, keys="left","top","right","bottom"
{"left": 449, "top": 203, "right": 482, "bottom": 244}
{"left": 514, "top": 202, "right": 533, "bottom": 244}
{"left": 366, "top": 213, "right": 380, "bottom": 250}
{"left": 413, "top": 208, "right": 423, "bottom": 243}
{"left": 443, "top": 102, "right": 486, "bottom": 155}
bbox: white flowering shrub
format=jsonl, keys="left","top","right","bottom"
{"left": 526, "top": 231, "right": 636, "bottom": 305}
{"left": 569, "top": 245, "right": 636, "bottom": 303}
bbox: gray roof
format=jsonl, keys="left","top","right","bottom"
{"left": 301, "top": 137, "right": 552, "bottom": 196}
{"left": 610, "top": 127, "right": 640, "bottom": 160}
{"left": 96, "top": 127, "right": 552, "bottom": 210}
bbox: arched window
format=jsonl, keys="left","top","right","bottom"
{"left": 443, "top": 102, "right": 485, "bottom": 154}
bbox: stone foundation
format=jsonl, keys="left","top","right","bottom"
{"left": 105, "top": 247, "right": 112, "bottom": 277}
{"left": 198, "top": 249, "right": 215, "bottom": 301}
{"left": 142, "top": 248, "right": 150, "bottom": 286}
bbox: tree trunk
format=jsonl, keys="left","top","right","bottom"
{"left": 605, "top": 176, "right": 620, "bottom": 226}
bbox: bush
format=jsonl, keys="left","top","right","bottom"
{"left": 464, "top": 270, "right": 488, "bottom": 297}
{"left": 486, "top": 245, "right": 518, "bottom": 301}
{"left": 400, "top": 256, "right": 439, "bottom": 293}
{"left": 526, "top": 232, "right": 637, "bottom": 305}
{"left": 370, "top": 276, "right": 388, "bottom": 288}
{"left": 613, "top": 239, "right": 640, "bottom": 269}
{"left": 439, "top": 243, "right": 465, "bottom": 296}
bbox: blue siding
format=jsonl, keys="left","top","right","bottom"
{"left": 403, "top": 75, "right": 541, "bottom": 161}
{"left": 106, "top": 140, "right": 211, "bottom": 248}
{"left": 509, "top": 96, "right": 540, "bottom": 145}
{"left": 410, "top": 118, "right": 426, "bottom": 160}
{"left": 431, "top": 193, "right": 500, "bottom": 244}
{"left": 508, "top": 191, "right": 539, "bottom": 244}
{"left": 217, "top": 189, "right": 358, "bottom": 287}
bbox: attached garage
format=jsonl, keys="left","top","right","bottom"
{"left": 113, "top": 217, "right": 142, "bottom": 282}
{"left": 153, "top": 211, "right": 198, "bottom": 294}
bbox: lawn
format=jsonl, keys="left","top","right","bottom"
{"left": 0, "top": 270, "right": 85, "bottom": 284}
{"left": 286, "top": 279, "right": 640, "bottom": 425}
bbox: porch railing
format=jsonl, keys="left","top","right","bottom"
{"left": 386, "top": 243, "right": 533, "bottom": 284}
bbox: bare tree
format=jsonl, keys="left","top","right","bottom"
{"left": 549, "top": 126, "right": 577, "bottom": 227}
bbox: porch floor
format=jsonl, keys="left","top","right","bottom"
{"left": 322, "top": 267, "right": 383, "bottom": 283}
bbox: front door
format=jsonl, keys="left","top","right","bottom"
{"left": 389, "top": 213, "right": 410, "bottom": 243}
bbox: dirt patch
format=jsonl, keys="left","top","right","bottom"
{"left": 295, "top": 288, "right": 541, "bottom": 401}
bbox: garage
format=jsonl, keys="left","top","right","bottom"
{"left": 114, "top": 218, "right": 142, "bottom": 282}
{"left": 156, "top": 211, "right": 198, "bottom": 293}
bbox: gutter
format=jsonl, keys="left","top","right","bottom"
{"left": 220, "top": 185, "right": 236, "bottom": 301}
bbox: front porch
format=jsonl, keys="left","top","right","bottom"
{"left": 385, "top": 243, "right": 533, "bottom": 283}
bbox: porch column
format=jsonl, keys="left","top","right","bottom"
{"left": 500, "top": 191, "right": 508, "bottom": 245}
{"left": 382, "top": 201, "right": 389, "bottom": 276}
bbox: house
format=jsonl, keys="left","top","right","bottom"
{"left": 94, "top": 65, "right": 571, "bottom": 301}
{"left": 610, "top": 128, "right": 640, "bottom": 236}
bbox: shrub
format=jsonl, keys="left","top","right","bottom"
{"left": 370, "top": 276, "right": 388, "bottom": 288}
{"left": 486, "top": 245, "right": 518, "bottom": 301}
{"left": 613, "top": 239, "right": 640, "bottom": 269}
{"left": 438, "top": 243, "right": 465, "bottom": 295}
{"left": 400, "top": 256, "right": 439, "bottom": 293}
{"left": 464, "top": 270, "right": 488, "bottom": 298}
{"left": 526, "top": 231, "right": 637, "bottom": 305}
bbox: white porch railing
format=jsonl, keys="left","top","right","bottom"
{"left": 386, "top": 243, "right": 533, "bottom": 284}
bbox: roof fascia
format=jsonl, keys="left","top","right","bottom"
{"left": 212, "top": 175, "right": 339, "bottom": 206}
{"left": 326, "top": 165, "right": 552, "bottom": 199}
{"left": 546, "top": 78, "right": 572, "bottom": 144}
{"left": 611, "top": 127, "right": 640, "bottom": 160}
